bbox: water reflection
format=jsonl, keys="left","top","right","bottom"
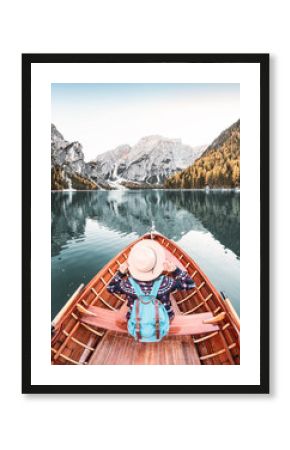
{"left": 51, "top": 190, "right": 240, "bottom": 318}
{"left": 51, "top": 190, "right": 240, "bottom": 257}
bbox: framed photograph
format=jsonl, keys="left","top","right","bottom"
{"left": 22, "top": 53, "right": 269, "bottom": 394}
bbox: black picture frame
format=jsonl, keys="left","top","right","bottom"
{"left": 22, "top": 53, "right": 269, "bottom": 394}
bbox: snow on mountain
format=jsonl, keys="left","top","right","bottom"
{"left": 86, "top": 135, "right": 206, "bottom": 185}
{"left": 51, "top": 124, "right": 207, "bottom": 190}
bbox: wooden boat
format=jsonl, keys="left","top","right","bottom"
{"left": 51, "top": 232, "right": 240, "bottom": 365}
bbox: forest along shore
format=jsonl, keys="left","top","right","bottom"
{"left": 51, "top": 119, "right": 240, "bottom": 192}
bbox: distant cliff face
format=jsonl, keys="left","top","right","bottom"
{"left": 51, "top": 124, "right": 86, "bottom": 175}
{"left": 87, "top": 136, "right": 206, "bottom": 186}
{"left": 51, "top": 125, "right": 98, "bottom": 190}
{"left": 51, "top": 125, "right": 210, "bottom": 190}
{"left": 165, "top": 120, "right": 240, "bottom": 189}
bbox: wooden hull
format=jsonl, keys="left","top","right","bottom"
{"left": 51, "top": 233, "right": 240, "bottom": 365}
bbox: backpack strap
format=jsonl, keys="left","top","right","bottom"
{"left": 128, "top": 276, "right": 164, "bottom": 299}
{"left": 154, "top": 299, "right": 160, "bottom": 340}
{"left": 128, "top": 278, "right": 143, "bottom": 341}
{"left": 128, "top": 277, "right": 145, "bottom": 297}
{"left": 151, "top": 277, "right": 163, "bottom": 340}
{"left": 150, "top": 276, "right": 164, "bottom": 298}
{"left": 135, "top": 299, "right": 141, "bottom": 341}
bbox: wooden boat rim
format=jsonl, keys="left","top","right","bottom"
{"left": 52, "top": 231, "right": 240, "bottom": 332}
{"left": 51, "top": 231, "right": 240, "bottom": 366}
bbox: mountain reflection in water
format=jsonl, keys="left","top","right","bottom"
{"left": 51, "top": 190, "right": 240, "bottom": 318}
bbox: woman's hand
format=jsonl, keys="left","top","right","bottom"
{"left": 163, "top": 260, "right": 176, "bottom": 273}
{"left": 119, "top": 262, "right": 128, "bottom": 274}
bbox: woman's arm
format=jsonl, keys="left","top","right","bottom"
{"left": 170, "top": 267, "right": 196, "bottom": 291}
{"left": 107, "top": 263, "right": 128, "bottom": 294}
{"left": 162, "top": 298, "right": 175, "bottom": 321}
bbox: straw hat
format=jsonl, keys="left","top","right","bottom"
{"left": 127, "top": 239, "right": 165, "bottom": 281}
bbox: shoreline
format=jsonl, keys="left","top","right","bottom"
{"left": 51, "top": 187, "right": 240, "bottom": 193}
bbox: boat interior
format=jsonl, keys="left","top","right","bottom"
{"left": 51, "top": 233, "right": 240, "bottom": 365}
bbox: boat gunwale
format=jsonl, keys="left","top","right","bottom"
{"left": 155, "top": 233, "right": 240, "bottom": 331}
{"left": 51, "top": 231, "right": 240, "bottom": 365}
{"left": 51, "top": 234, "right": 146, "bottom": 334}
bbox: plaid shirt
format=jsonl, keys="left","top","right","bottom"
{"left": 107, "top": 267, "right": 195, "bottom": 320}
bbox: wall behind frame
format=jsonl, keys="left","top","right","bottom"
{"left": 1, "top": 1, "right": 287, "bottom": 450}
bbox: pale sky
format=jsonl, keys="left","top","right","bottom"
{"left": 51, "top": 83, "right": 239, "bottom": 161}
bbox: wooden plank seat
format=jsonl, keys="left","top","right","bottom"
{"left": 77, "top": 304, "right": 220, "bottom": 336}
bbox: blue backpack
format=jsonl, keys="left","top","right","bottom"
{"left": 127, "top": 276, "right": 170, "bottom": 343}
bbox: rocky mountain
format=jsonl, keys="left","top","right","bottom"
{"left": 165, "top": 119, "right": 240, "bottom": 189}
{"left": 51, "top": 124, "right": 207, "bottom": 190}
{"left": 51, "top": 124, "right": 87, "bottom": 174}
{"left": 51, "top": 124, "right": 100, "bottom": 190}
{"left": 86, "top": 136, "right": 206, "bottom": 187}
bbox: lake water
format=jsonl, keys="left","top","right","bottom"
{"left": 51, "top": 190, "right": 240, "bottom": 319}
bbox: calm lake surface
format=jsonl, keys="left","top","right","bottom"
{"left": 51, "top": 190, "right": 240, "bottom": 319}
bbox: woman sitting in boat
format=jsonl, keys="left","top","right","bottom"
{"left": 107, "top": 239, "right": 196, "bottom": 323}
